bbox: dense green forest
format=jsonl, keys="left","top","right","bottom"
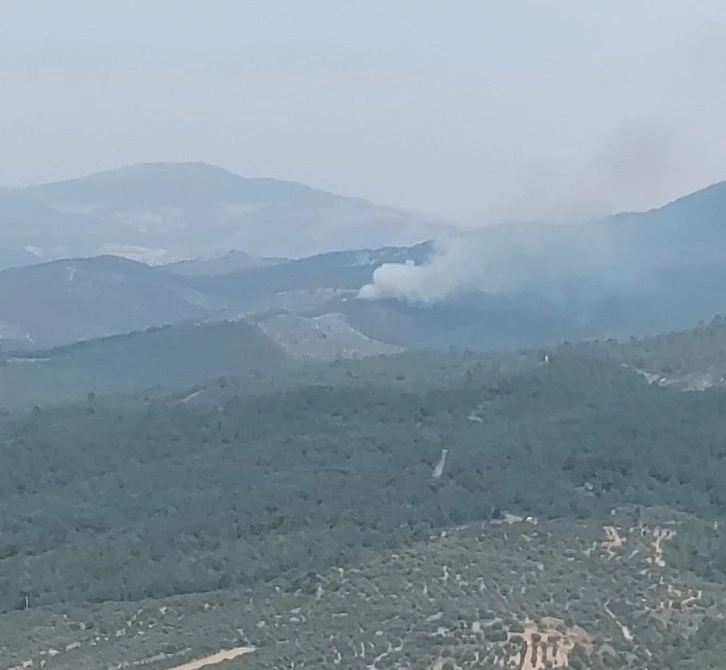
{"left": 612, "top": 314, "right": 726, "bottom": 374}
{"left": 0, "top": 318, "right": 542, "bottom": 411}
{"left": 5, "top": 326, "right": 726, "bottom": 613}
{"left": 0, "top": 320, "right": 291, "bottom": 411}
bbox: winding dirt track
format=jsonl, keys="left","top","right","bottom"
{"left": 165, "top": 647, "right": 255, "bottom": 670}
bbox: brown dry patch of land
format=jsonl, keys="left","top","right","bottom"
{"left": 600, "top": 524, "right": 676, "bottom": 567}
{"left": 650, "top": 528, "right": 676, "bottom": 567}
{"left": 602, "top": 526, "right": 626, "bottom": 557}
{"left": 505, "top": 618, "right": 592, "bottom": 670}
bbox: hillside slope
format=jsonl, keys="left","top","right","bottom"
{"left": 3, "top": 508, "right": 726, "bottom": 669}
{"left": 8, "top": 308, "right": 726, "bottom": 413}
{"left": 0, "top": 245, "right": 433, "bottom": 352}
{"left": 6, "top": 175, "right": 726, "bottom": 357}
{"left": 4, "top": 329, "right": 726, "bottom": 666}
{"left": 0, "top": 255, "right": 227, "bottom": 347}
{"left": 2, "top": 162, "right": 433, "bottom": 262}
{"left": 0, "top": 320, "right": 292, "bottom": 410}
{"left": 342, "top": 179, "right": 726, "bottom": 348}
{"left": 607, "top": 180, "right": 726, "bottom": 266}
{"left": 6, "top": 349, "right": 726, "bottom": 610}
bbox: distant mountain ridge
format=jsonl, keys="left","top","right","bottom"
{"left": 20, "top": 162, "right": 353, "bottom": 208}
{"left": 0, "top": 255, "right": 217, "bottom": 347}
{"left": 0, "top": 244, "right": 432, "bottom": 350}
{"left": 2, "top": 165, "right": 726, "bottom": 359}
{"left": 604, "top": 180, "right": 726, "bottom": 265}
{"left": 0, "top": 162, "right": 435, "bottom": 264}
{"left": 164, "top": 249, "right": 287, "bottom": 275}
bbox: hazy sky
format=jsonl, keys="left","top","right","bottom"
{"left": 2, "top": 1, "right": 726, "bottom": 220}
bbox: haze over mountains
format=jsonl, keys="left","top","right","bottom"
{"left": 1, "top": 162, "right": 726, "bottom": 362}
{"left": 0, "top": 162, "right": 434, "bottom": 264}
{"left": 4, "top": 163, "right": 726, "bottom": 668}
{"left": 10, "top": 2, "right": 726, "bottom": 666}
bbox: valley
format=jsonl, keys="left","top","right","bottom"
{"left": 3, "top": 317, "right": 726, "bottom": 667}
{"left": 2, "top": 508, "right": 725, "bottom": 669}
{"left": 3, "top": 166, "right": 726, "bottom": 364}
{"left": 4, "top": 165, "right": 726, "bottom": 669}
{"left": 8, "top": 2, "right": 726, "bottom": 665}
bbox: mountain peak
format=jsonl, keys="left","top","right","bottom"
{"left": 80, "top": 161, "right": 240, "bottom": 181}
{"left": 18, "top": 161, "right": 352, "bottom": 210}
{"left": 0, "top": 161, "right": 432, "bottom": 262}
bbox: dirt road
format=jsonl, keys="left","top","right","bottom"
{"left": 165, "top": 647, "right": 255, "bottom": 670}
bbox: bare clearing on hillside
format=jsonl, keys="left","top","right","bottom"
{"left": 506, "top": 618, "right": 593, "bottom": 670}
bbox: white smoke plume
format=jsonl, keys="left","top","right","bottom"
{"left": 360, "top": 25, "right": 726, "bottom": 305}
{"left": 358, "top": 235, "right": 485, "bottom": 303}
{"left": 358, "top": 222, "right": 631, "bottom": 304}
{"left": 358, "top": 113, "right": 683, "bottom": 305}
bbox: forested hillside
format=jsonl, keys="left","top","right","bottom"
{"left": 6, "top": 311, "right": 726, "bottom": 411}
{"left": 9, "top": 5, "right": 726, "bottom": 666}
{"left": 4, "top": 507, "right": 726, "bottom": 670}
{"left": 0, "top": 321, "right": 291, "bottom": 410}
{"left": 4, "top": 320, "right": 726, "bottom": 668}
{"left": 5, "top": 345, "right": 726, "bottom": 615}
{"left": 613, "top": 315, "right": 726, "bottom": 388}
